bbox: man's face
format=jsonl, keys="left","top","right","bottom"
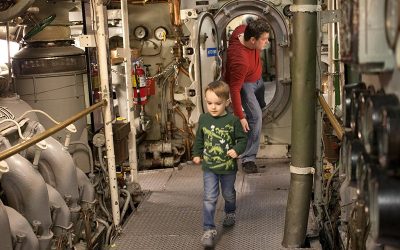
{"left": 252, "top": 32, "right": 270, "bottom": 50}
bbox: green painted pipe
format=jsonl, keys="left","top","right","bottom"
{"left": 282, "top": 0, "right": 317, "bottom": 247}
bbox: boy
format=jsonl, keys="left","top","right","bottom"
{"left": 192, "top": 80, "right": 248, "bottom": 248}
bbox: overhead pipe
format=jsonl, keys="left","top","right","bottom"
{"left": 93, "top": 0, "right": 121, "bottom": 227}
{"left": 282, "top": 0, "right": 318, "bottom": 247}
{"left": 5, "top": 205, "right": 40, "bottom": 250}
{"left": 0, "top": 137, "right": 53, "bottom": 250}
{"left": 0, "top": 200, "right": 13, "bottom": 250}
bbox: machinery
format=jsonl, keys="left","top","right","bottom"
{"left": 0, "top": 0, "right": 399, "bottom": 249}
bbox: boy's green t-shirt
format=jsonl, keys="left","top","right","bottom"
{"left": 192, "top": 113, "right": 248, "bottom": 174}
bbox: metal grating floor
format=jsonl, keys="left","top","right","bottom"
{"left": 113, "top": 159, "right": 319, "bottom": 250}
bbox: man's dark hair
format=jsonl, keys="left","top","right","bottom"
{"left": 244, "top": 19, "right": 270, "bottom": 41}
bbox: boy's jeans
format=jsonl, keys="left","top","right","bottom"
{"left": 203, "top": 170, "right": 237, "bottom": 230}
{"left": 240, "top": 78, "right": 266, "bottom": 163}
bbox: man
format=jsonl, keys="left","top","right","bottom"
{"left": 225, "top": 19, "right": 270, "bottom": 174}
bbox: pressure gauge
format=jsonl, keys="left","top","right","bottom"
{"left": 93, "top": 133, "right": 106, "bottom": 147}
{"left": 134, "top": 25, "right": 148, "bottom": 40}
{"left": 154, "top": 26, "right": 168, "bottom": 41}
{"left": 385, "top": 0, "right": 400, "bottom": 49}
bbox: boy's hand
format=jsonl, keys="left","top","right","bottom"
{"left": 193, "top": 156, "right": 201, "bottom": 164}
{"left": 227, "top": 149, "right": 238, "bottom": 159}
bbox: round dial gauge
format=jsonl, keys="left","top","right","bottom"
{"left": 385, "top": 0, "right": 400, "bottom": 49}
{"left": 154, "top": 26, "right": 168, "bottom": 41}
{"left": 93, "top": 133, "right": 106, "bottom": 147}
{"left": 134, "top": 25, "right": 148, "bottom": 40}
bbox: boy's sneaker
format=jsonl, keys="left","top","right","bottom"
{"left": 222, "top": 213, "right": 236, "bottom": 227}
{"left": 201, "top": 229, "right": 217, "bottom": 247}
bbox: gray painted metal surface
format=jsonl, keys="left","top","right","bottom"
{"left": 114, "top": 159, "right": 318, "bottom": 249}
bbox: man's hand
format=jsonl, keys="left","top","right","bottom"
{"left": 193, "top": 156, "right": 201, "bottom": 164}
{"left": 240, "top": 118, "right": 250, "bottom": 132}
{"left": 227, "top": 149, "right": 238, "bottom": 159}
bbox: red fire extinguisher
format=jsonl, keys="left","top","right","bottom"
{"left": 132, "top": 63, "right": 148, "bottom": 105}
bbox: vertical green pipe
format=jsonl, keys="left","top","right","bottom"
{"left": 282, "top": 0, "right": 317, "bottom": 247}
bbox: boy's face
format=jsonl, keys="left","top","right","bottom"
{"left": 205, "top": 90, "right": 230, "bottom": 117}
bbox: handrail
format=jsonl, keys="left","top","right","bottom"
{"left": 318, "top": 94, "right": 344, "bottom": 141}
{"left": 0, "top": 100, "right": 107, "bottom": 161}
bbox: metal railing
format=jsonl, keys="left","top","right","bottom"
{"left": 318, "top": 94, "right": 344, "bottom": 141}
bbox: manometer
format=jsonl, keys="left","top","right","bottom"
{"left": 134, "top": 25, "right": 148, "bottom": 40}
{"left": 385, "top": 0, "right": 400, "bottom": 49}
{"left": 154, "top": 26, "right": 168, "bottom": 41}
{"left": 93, "top": 133, "right": 106, "bottom": 147}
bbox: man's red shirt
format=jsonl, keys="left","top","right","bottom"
{"left": 225, "top": 25, "right": 262, "bottom": 119}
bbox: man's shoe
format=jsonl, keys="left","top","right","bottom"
{"left": 201, "top": 229, "right": 217, "bottom": 247}
{"left": 222, "top": 213, "right": 236, "bottom": 227}
{"left": 242, "top": 161, "right": 259, "bottom": 173}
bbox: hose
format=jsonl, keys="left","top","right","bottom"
{"left": 120, "top": 189, "right": 132, "bottom": 221}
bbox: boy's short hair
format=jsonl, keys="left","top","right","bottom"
{"left": 244, "top": 19, "right": 270, "bottom": 41}
{"left": 205, "top": 80, "right": 230, "bottom": 101}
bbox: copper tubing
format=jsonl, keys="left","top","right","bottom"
{"left": 318, "top": 95, "right": 344, "bottom": 141}
{"left": 179, "top": 67, "right": 189, "bottom": 77}
{"left": 0, "top": 100, "right": 106, "bottom": 161}
{"left": 168, "top": 0, "right": 181, "bottom": 26}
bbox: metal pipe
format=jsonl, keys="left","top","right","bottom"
{"left": 0, "top": 0, "right": 35, "bottom": 22}
{"left": 120, "top": 189, "right": 131, "bottom": 220}
{"left": 93, "top": 1, "right": 120, "bottom": 227}
{"left": 76, "top": 167, "right": 96, "bottom": 205}
{"left": 0, "top": 138, "right": 53, "bottom": 249}
{"left": 282, "top": 0, "right": 317, "bottom": 247}
{"left": 5, "top": 205, "right": 40, "bottom": 250}
{"left": 69, "top": 141, "right": 95, "bottom": 176}
{"left": 172, "top": 0, "right": 181, "bottom": 26}
{"left": 46, "top": 184, "right": 72, "bottom": 237}
{"left": 121, "top": 0, "right": 140, "bottom": 184}
{"left": 25, "top": 133, "right": 81, "bottom": 213}
{"left": 168, "top": 0, "right": 181, "bottom": 27}
{"left": 318, "top": 94, "right": 344, "bottom": 140}
{"left": 0, "top": 100, "right": 105, "bottom": 161}
{"left": 0, "top": 200, "right": 13, "bottom": 250}
{"left": 96, "top": 218, "right": 110, "bottom": 236}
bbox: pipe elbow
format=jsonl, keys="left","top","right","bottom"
{"left": 5, "top": 206, "right": 40, "bottom": 250}
{"left": 0, "top": 0, "right": 35, "bottom": 22}
{"left": 30, "top": 137, "right": 80, "bottom": 210}
{"left": 46, "top": 184, "right": 72, "bottom": 236}
{"left": 2, "top": 154, "right": 53, "bottom": 245}
{"left": 0, "top": 201, "right": 13, "bottom": 250}
{"left": 76, "top": 168, "right": 96, "bottom": 206}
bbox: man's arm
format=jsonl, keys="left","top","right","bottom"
{"left": 228, "top": 62, "right": 248, "bottom": 119}
{"left": 232, "top": 117, "right": 248, "bottom": 155}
